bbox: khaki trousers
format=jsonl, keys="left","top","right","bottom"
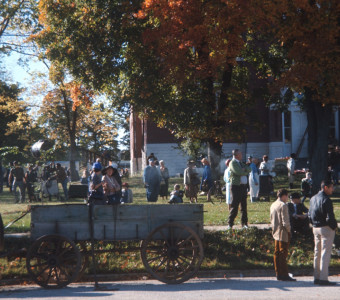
{"left": 313, "top": 226, "right": 335, "bottom": 281}
{"left": 274, "top": 240, "right": 289, "bottom": 277}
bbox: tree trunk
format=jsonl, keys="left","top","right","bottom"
{"left": 69, "top": 109, "right": 79, "bottom": 181}
{"left": 69, "top": 140, "right": 79, "bottom": 181}
{"left": 207, "top": 139, "right": 223, "bottom": 180}
{"left": 305, "top": 90, "right": 332, "bottom": 192}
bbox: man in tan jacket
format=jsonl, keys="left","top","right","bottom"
{"left": 270, "top": 188, "right": 296, "bottom": 281}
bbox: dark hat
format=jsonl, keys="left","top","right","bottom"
{"left": 290, "top": 192, "right": 301, "bottom": 199}
{"left": 102, "top": 165, "right": 116, "bottom": 175}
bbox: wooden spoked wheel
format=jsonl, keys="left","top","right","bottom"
{"left": 26, "top": 235, "right": 81, "bottom": 289}
{"left": 76, "top": 241, "right": 89, "bottom": 281}
{"left": 141, "top": 222, "right": 204, "bottom": 284}
{"left": 0, "top": 214, "right": 4, "bottom": 251}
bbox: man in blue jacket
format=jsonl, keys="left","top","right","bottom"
{"left": 143, "top": 157, "right": 161, "bottom": 202}
{"left": 309, "top": 179, "right": 338, "bottom": 286}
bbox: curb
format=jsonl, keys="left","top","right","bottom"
{"left": 2, "top": 268, "right": 340, "bottom": 287}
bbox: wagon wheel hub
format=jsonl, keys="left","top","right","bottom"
{"left": 167, "top": 246, "right": 179, "bottom": 260}
{"left": 47, "top": 255, "right": 59, "bottom": 267}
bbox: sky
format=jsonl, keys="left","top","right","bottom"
{"left": 3, "top": 52, "right": 45, "bottom": 86}
{"left": 3, "top": 52, "right": 128, "bottom": 150}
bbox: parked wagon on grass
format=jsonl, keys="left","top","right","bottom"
{"left": 24, "top": 203, "right": 204, "bottom": 289}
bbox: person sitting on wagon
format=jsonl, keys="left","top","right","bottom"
{"left": 102, "top": 165, "right": 121, "bottom": 205}
{"left": 89, "top": 162, "right": 105, "bottom": 205}
{"left": 120, "top": 182, "right": 133, "bottom": 204}
{"left": 287, "top": 192, "right": 310, "bottom": 236}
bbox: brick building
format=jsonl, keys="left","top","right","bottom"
{"left": 130, "top": 102, "right": 339, "bottom": 176}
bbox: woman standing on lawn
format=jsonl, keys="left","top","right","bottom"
{"left": 223, "top": 159, "right": 232, "bottom": 210}
{"left": 159, "top": 160, "right": 170, "bottom": 200}
{"left": 200, "top": 158, "right": 213, "bottom": 194}
{"left": 249, "top": 157, "right": 260, "bottom": 202}
{"left": 184, "top": 160, "right": 200, "bottom": 203}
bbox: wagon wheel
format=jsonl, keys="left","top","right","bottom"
{"left": 26, "top": 234, "right": 81, "bottom": 289}
{"left": 0, "top": 214, "right": 4, "bottom": 251}
{"left": 76, "top": 241, "right": 89, "bottom": 280}
{"left": 141, "top": 222, "right": 204, "bottom": 284}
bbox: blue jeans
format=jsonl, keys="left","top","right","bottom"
{"left": 13, "top": 180, "right": 25, "bottom": 203}
{"left": 60, "top": 178, "right": 68, "bottom": 200}
{"left": 146, "top": 184, "right": 160, "bottom": 202}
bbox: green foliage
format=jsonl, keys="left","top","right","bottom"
{"left": 174, "top": 137, "right": 206, "bottom": 161}
{"left": 0, "top": 146, "right": 28, "bottom": 164}
{"left": 34, "top": 0, "right": 140, "bottom": 91}
{"left": 77, "top": 103, "right": 120, "bottom": 153}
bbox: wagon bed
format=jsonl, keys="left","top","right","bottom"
{"left": 27, "top": 204, "right": 204, "bottom": 288}
{"left": 30, "top": 204, "right": 204, "bottom": 241}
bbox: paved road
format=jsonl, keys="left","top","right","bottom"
{"left": 1, "top": 276, "right": 340, "bottom": 300}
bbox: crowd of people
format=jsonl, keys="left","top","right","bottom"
{"left": 143, "top": 155, "right": 213, "bottom": 204}
{"left": 1, "top": 149, "right": 338, "bottom": 285}
{"left": 271, "top": 181, "right": 337, "bottom": 285}
{"left": 86, "top": 159, "right": 133, "bottom": 205}
{"left": 0, "top": 161, "right": 72, "bottom": 203}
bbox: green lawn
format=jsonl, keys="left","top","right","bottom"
{"left": 1, "top": 174, "right": 340, "bottom": 232}
{"left": 1, "top": 175, "right": 340, "bottom": 281}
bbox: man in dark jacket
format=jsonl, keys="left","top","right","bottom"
{"left": 308, "top": 180, "right": 338, "bottom": 286}
{"left": 287, "top": 193, "right": 309, "bottom": 236}
{"left": 9, "top": 161, "right": 26, "bottom": 203}
{"left": 50, "top": 163, "right": 68, "bottom": 201}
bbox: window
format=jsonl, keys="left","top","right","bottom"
{"left": 283, "top": 111, "right": 291, "bottom": 143}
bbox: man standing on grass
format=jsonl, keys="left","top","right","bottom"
{"left": 9, "top": 161, "right": 26, "bottom": 203}
{"left": 309, "top": 179, "right": 338, "bottom": 286}
{"left": 227, "top": 149, "right": 251, "bottom": 229}
{"left": 270, "top": 188, "right": 296, "bottom": 281}
{"left": 143, "top": 157, "right": 161, "bottom": 202}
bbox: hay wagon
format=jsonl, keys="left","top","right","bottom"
{"left": 25, "top": 203, "right": 204, "bottom": 289}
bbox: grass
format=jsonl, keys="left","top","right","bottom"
{"left": 1, "top": 228, "right": 340, "bottom": 280}
{"left": 2, "top": 174, "right": 340, "bottom": 232}
{"left": 1, "top": 175, "right": 340, "bottom": 280}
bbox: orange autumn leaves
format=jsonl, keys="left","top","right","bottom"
{"left": 44, "top": 82, "right": 93, "bottom": 111}
{"left": 69, "top": 83, "right": 93, "bottom": 111}
{"left": 135, "top": 0, "right": 254, "bottom": 80}
{"left": 136, "top": 0, "right": 340, "bottom": 105}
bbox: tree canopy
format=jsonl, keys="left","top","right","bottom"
{"left": 251, "top": 0, "right": 340, "bottom": 188}
{"left": 30, "top": 0, "right": 340, "bottom": 183}
{"left": 33, "top": 0, "right": 267, "bottom": 176}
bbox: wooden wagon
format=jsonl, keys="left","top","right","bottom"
{"left": 26, "top": 203, "right": 204, "bottom": 289}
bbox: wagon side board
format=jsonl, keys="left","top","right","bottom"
{"left": 30, "top": 204, "right": 204, "bottom": 241}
